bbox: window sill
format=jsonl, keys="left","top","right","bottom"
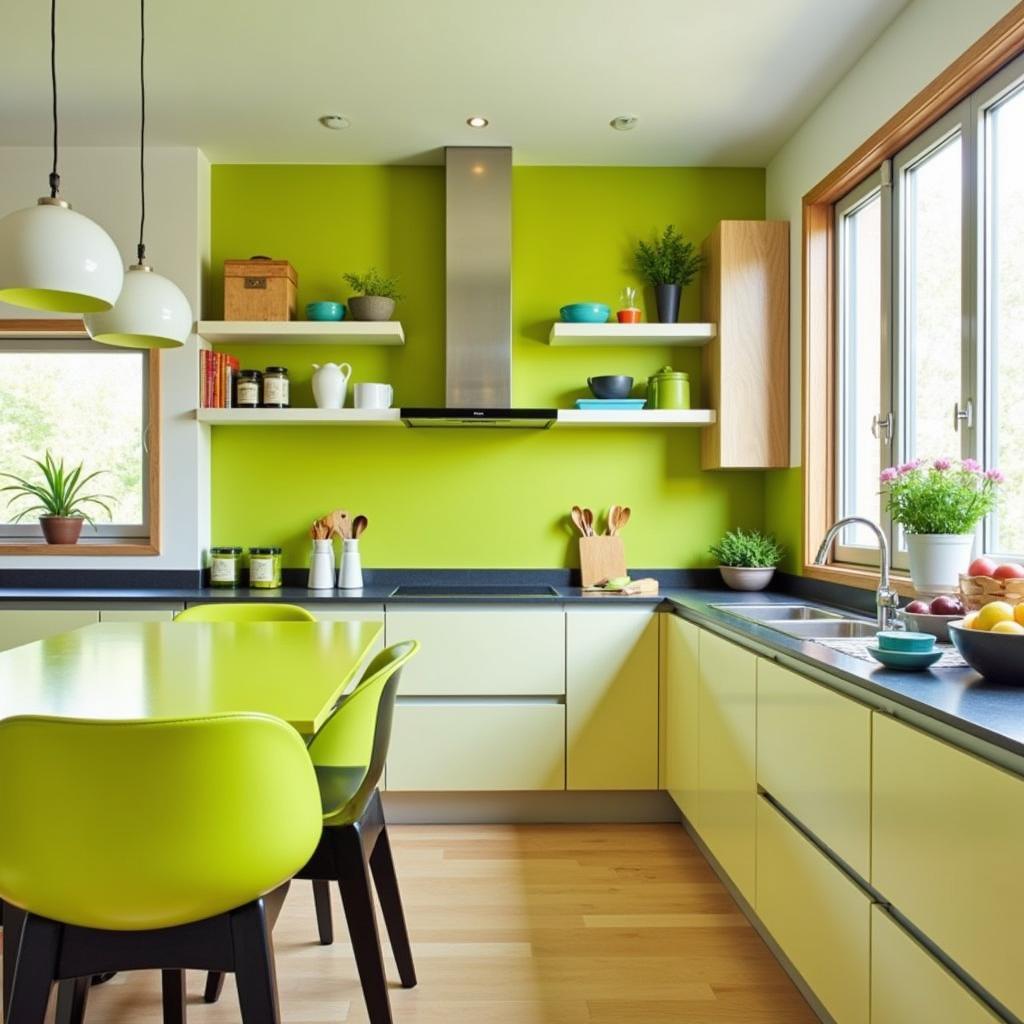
{"left": 0, "top": 541, "right": 159, "bottom": 556}
{"left": 802, "top": 562, "right": 918, "bottom": 598}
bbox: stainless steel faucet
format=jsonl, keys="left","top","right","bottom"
{"left": 814, "top": 517, "right": 900, "bottom": 631}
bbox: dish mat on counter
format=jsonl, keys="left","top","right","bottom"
{"left": 826, "top": 639, "right": 967, "bottom": 668}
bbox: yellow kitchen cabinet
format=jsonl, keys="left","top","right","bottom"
{"left": 664, "top": 614, "right": 700, "bottom": 820}
{"left": 756, "top": 797, "right": 870, "bottom": 1024}
{"left": 99, "top": 608, "right": 181, "bottom": 622}
{"left": 756, "top": 659, "right": 871, "bottom": 877}
{"left": 873, "top": 712, "right": 1024, "bottom": 1019}
{"left": 385, "top": 608, "right": 565, "bottom": 696}
{"left": 698, "top": 630, "right": 757, "bottom": 901}
{"left": 871, "top": 906, "right": 1000, "bottom": 1024}
{"left": 387, "top": 703, "right": 565, "bottom": 791}
{"left": 0, "top": 609, "right": 98, "bottom": 653}
{"left": 566, "top": 609, "right": 658, "bottom": 790}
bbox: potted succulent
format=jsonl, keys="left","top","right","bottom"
{"left": 633, "top": 225, "right": 703, "bottom": 323}
{"left": 710, "top": 529, "right": 784, "bottom": 591}
{"left": 880, "top": 457, "right": 1003, "bottom": 593}
{"left": 342, "top": 268, "right": 402, "bottom": 322}
{"left": 0, "top": 451, "right": 113, "bottom": 545}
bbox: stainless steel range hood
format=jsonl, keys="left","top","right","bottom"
{"left": 401, "top": 147, "right": 556, "bottom": 428}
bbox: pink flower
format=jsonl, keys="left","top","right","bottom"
{"left": 962, "top": 458, "right": 982, "bottom": 473}
{"left": 879, "top": 467, "right": 899, "bottom": 483}
{"left": 986, "top": 468, "right": 1005, "bottom": 483}
{"left": 933, "top": 457, "right": 952, "bottom": 471}
{"left": 897, "top": 460, "right": 922, "bottom": 475}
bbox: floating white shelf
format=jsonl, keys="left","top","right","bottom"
{"left": 196, "top": 320, "right": 405, "bottom": 346}
{"left": 555, "top": 409, "right": 716, "bottom": 427}
{"left": 547, "top": 322, "right": 716, "bottom": 346}
{"left": 195, "top": 408, "right": 402, "bottom": 426}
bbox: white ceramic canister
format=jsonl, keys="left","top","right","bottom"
{"left": 308, "top": 539, "right": 335, "bottom": 590}
{"left": 311, "top": 362, "right": 353, "bottom": 410}
{"left": 338, "top": 538, "right": 364, "bottom": 590}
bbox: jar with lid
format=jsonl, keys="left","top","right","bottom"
{"left": 236, "top": 369, "right": 262, "bottom": 408}
{"left": 262, "top": 366, "right": 290, "bottom": 408}
{"left": 248, "top": 547, "right": 283, "bottom": 589}
{"left": 209, "top": 546, "right": 242, "bottom": 588}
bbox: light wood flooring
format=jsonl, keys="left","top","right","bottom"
{"left": 13, "top": 824, "right": 817, "bottom": 1023}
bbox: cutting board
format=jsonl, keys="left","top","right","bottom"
{"left": 579, "top": 536, "right": 627, "bottom": 589}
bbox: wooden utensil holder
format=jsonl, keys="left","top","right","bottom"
{"left": 579, "top": 536, "right": 627, "bottom": 589}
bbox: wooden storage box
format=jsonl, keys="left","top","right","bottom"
{"left": 224, "top": 258, "right": 297, "bottom": 321}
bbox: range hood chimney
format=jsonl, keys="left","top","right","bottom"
{"left": 401, "top": 146, "right": 556, "bottom": 427}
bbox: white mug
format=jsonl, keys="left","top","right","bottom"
{"left": 354, "top": 382, "right": 393, "bottom": 409}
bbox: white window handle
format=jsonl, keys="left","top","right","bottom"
{"left": 871, "top": 412, "right": 893, "bottom": 444}
{"left": 953, "top": 399, "right": 974, "bottom": 432}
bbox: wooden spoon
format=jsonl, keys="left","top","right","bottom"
{"left": 582, "top": 508, "right": 595, "bottom": 537}
{"left": 352, "top": 515, "right": 368, "bottom": 539}
{"left": 571, "top": 506, "right": 587, "bottom": 537}
{"left": 606, "top": 504, "right": 622, "bottom": 536}
{"left": 616, "top": 506, "right": 631, "bottom": 532}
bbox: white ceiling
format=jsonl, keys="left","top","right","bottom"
{"left": 0, "top": 0, "right": 909, "bottom": 166}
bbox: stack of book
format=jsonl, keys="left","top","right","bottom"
{"left": 199, "top": 350, "right": 240, "bottom": 408}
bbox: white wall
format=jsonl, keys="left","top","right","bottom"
{"left": 766, "top": 0, "right": 1019, "bottom": 465}
{"left": 0, "top": 146, "right": 210, "bottom": 570}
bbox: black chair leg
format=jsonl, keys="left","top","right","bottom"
{"left": 312, "top": 879, "right": 334, "bottom": 945}
{"left": 203, "top": 970, "right": 226, "bottom": 1003}
{"left": 54, "top": 977, "right": 90, "bottom": 1024}
{"left": 162, "top": 969, "right": 186, "bottom": 1024}
{"left": 2, "top": 901, "right": 27, "bottom": 1017}
{"left": 231, "top": 900, "right": 282, "bottom": 1024}
{"left": 334, "top": 829, "right": 393, "bottom": 1024}
{"left": 369, "top": 826, "right": 416, "bottom": 988}
{"left": 7, "top": 915, "right": 60, "bottom": 1024}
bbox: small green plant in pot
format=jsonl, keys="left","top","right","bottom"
{"left": 633, "top": 225, "right": 703, "bottom": 323}
{"left": 709, "top": 529, "right": 784, "bottom": 591}
{"left": 0, "top": 452, "right": 113, "bottom": 545}
{"left": 343, "top": 268, "right": 402, "bottom": 322}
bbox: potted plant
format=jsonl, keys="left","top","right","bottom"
{"left": 709, "top": 529, "right": 784, "bottom": 591}
{"left": 633, "top": 225, "right": 703, "bottom": 323}
{"left": 881, "top": 457, "right": 1003, "bottom": 593}
{"left": 0, "top": 451, "right": 113, "bottom": 545}
{"left": 342, "top": 268, "right": 402, "bottom": 322}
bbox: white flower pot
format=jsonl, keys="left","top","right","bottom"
{"left": 719, "top": 566, "right": 776, "bottom": 592}
{"left": 906, "top": 533, "right": 975, "bottom": 596}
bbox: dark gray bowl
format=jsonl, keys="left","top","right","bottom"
{"left": 949, "top": 621, "right": 1024, "bottom": 685}
{"left": 588, "top": 375, "right": 634, "bottom": 400}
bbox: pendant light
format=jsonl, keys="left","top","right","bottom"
{"left": 0, "top": 0, "right": 123, "bottom": 314}
{"left": 85, "top": 0, "right": 191, "bottom": 349}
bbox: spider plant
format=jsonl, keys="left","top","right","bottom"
{"left": 0, "top": 451, "right": 114, "bottom": 526}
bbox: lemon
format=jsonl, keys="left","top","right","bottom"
{"left": 976, "top": 601, "right": 1015, "bottom": 631}
{"left": 991, "top": 620, "right": 1024, "bottom": 635}
{"left": 962, "top": 611, "right": 981, "bottom": 630}
{"left": 1015, "top": 604, "right": 1024, "bottom": 627}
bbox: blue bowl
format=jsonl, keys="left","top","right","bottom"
{"left": 306, "top": 301, "right": 346, "bottom": 322}
{"left": 867, "top": 645, "right": 943, "bottom": 671}
{"left": 877, "top": 630, "right": 936, "bottom": 653}
{"left": 560, "top": 303, "right": 610, "bottom": 324}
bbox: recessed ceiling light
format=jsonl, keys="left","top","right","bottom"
{"left": 466, "top": 116, "right": 489, "bottom": 128}
{"left": 610, "top": 115, "right": 638, "bottom": 131}
{"left": 319, "top": 114, "right": 350, "bottom": 130}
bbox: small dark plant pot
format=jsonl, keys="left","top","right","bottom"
{"left": 40, "top": 516, "right": 84, "bottom": 545}
{"left": 349, "top": 296, "right": 396, "bottom": 322}
{"left": 719, "top": 566, "right": 775, "bottom": 591}
{"left": 654, "top": 283, "right": 681, "bottom": 323}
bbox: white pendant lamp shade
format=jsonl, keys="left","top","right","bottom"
{"left": 84, "top": 263, "right": 192, "bottom": 349}
{"left": 0, "top": 197, "right": 124, "bottom": 314}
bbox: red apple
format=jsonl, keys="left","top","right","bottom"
{"left": 968, "top": 557, "right": 999, "bottom": 577}
{"left": 994, "top": 562, "right": 1024, "bottom": 580}
{"left": 905, "top": 599, "right": 931, "bottom": 614}
{"left": 930, "top": 595, "right": 964, "bottom": 616}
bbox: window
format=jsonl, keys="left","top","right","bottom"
{"left": 0, "top": 326, "right": 158, "bottom": 550}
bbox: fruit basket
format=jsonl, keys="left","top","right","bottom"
{"left": 958, "top": 574, "right": 1024, "bottom": 611}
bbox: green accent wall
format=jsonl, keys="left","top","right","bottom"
{"left": 765, "top": 467, "right": 804, "bottom": 573}
{"left": 209, "top": 164, "right": 769, "bottom": 568}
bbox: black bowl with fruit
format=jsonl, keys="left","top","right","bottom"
{"left": 900, "top": 594, "right": 966, "bottom": 642}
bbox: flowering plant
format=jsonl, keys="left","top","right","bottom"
{"left": 879, "top": 458, "right": 1003, "bottom": 535}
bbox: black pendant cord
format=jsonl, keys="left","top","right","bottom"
{"left": 137, "top": 0, "right": 147, "bottom": 264}
{"left": 48, "top": 0, "right": 60, "bottom": 197}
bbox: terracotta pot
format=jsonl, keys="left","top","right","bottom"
{"left": 719, "top": 566, "right": 776, "bottom": 592}
{"left": 40, "top": 516, "right": 84, "bottom": 545}
{"left": 348, "top": 295, "right": 396, "bottom": 322}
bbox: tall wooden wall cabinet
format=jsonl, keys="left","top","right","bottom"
{"left": 701, "top": 220, "right": 789, "bottom": 470}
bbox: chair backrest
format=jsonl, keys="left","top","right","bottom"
{"left": 0, "top": 714, "right": 322, "bottom": 931}
{"left": 308, "top": 640, "right": 419, "bottom": 825}
{"left": 175, "top": 602, "right": 316, "bottom": 623}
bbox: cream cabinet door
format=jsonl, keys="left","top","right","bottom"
{"left": 0, "top": 610, "right": 98, "bottom": 653}
{"left": 566, "top": 609, "right": 658, "bottom": 790}
{"left": 698, "top": 629, "right": 757, "bottom": 902}
{"left": 664, "top": 615, "right": 700, "bottom": 819}
{"left": 385, "top": 608, "right": 565, "bottom": 696}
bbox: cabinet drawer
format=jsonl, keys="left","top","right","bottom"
{"left": 385, "top": 609, "right": 565, "bottom": 696}
{"left": 873, "top": 713, "right": 1024, "bottom": 1019}
{"left": 0, "top": 610, "right": 98, "bottom": 653}
{"left": 757, "top": 659, "right": 871, "bottom": 877}
{"left": 871, "top": 906, "right": 999, "bottom": 1024}
{"left": 756, "top": 797, "right": 870, "bottom": 1024}
{"left": 387, "top": 703, "right": 565, "bottom": 791}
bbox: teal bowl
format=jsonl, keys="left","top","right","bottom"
{"left": 306, "top": 301, "right": 346, "bottom": 322}
{"left": 877, "top": 630, "right": 936, "bottom": 653}
{"left": 560, "top": 303, "right": 610, "bottom": 324}
{"left": 867, "top": 645, "right": 943, "bottom": 671}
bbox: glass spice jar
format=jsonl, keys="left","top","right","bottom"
{"left": 209, "top": 546, "right": 242, "bottom": 588}
{"left": 236, "top": 369, "right": 262, "bottom": 408}
{"left": 248, "top": 547, "right": 283, "bottom": 589}
{"left": 262, "top": 366, "right": 289, "bottom": 408}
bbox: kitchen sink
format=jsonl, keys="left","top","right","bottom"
{"left": 713, "top": 602, "right": 877, "bottom": 641}
{"left": 390, "top": 584, "right": 560, "bottom": 598}
{"left": 713, "top": 604, "right": 842, "bottom": 622}
{"left": 774, "top": 620, "right": 878, "bottom": 639}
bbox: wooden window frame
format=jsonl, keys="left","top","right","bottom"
{"left": 802, "top": 3, "right": 1024, "bottom": 593}
{"left": 0, "top": 319, "right": 161, "bottom": 556}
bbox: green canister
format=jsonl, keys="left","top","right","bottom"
{"left": 248, "top": 547, "right": 283, "bottom": 589}
{"left": 209, "top": 547, "right": 242, "bottom": 588}
{"left": 647, "top": 366, "right": 690, "bottom": 410}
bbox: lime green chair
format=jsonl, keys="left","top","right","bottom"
{"left": 0, "top": 714, "right": 322, "bottom": 1024}
{"left": 175, "top": 602, "right": 315, "bottom": 623}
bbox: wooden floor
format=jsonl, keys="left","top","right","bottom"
{"left": 15, "top": 824, "right": 817, "bottom": 1023}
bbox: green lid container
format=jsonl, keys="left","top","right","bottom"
{"left": 647, "top": 366, "right": 691, "bottom": 410}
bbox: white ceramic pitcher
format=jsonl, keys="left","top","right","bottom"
{"left": 311, "top": 362, "right": 353, "bottom": 409}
